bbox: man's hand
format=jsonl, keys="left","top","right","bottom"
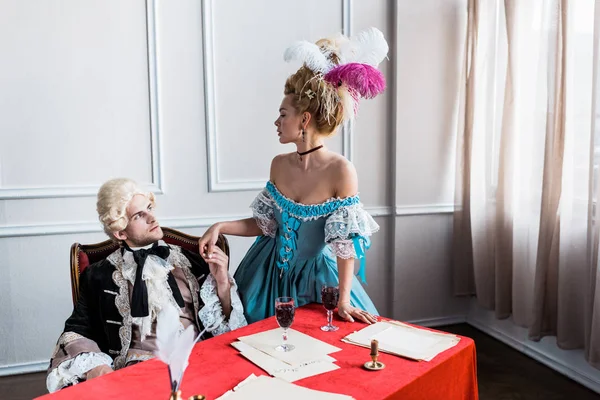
{"left": 85, "top": 364, "right": 113, "bottom": 381}
{"left": 205, "top": 246, "right": 230, "bottom": 288}
{"left": 204, "top": 246, "right": 232, "bottom": 318}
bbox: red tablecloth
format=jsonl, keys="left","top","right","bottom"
{"left": 37, "top": 304, "right": 478, "bottom": 400}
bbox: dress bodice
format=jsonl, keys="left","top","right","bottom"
{"left": 235, "top": 181, "right": 381, "bottom": 323}
{"left": 273, "top": 207, "right": 327, "bottom": 261}
{"left": 252, "top": 181, "right": 379, "bottom": 283}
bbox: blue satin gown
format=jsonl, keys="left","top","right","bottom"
{"left": 233, "top": 181, "right": 380, "bottom": 323}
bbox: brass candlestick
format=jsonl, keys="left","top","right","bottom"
{"left": 169, "top": 391, "right": 206, "bottom": 400}
{"left": 363, "top": 339, "right": 385, "bottom": 371}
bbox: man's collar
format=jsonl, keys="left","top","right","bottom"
{"left": 129, "top": 243, "right": 153, "bottom": 251}
{"left": 123, "top": 240, "right": 168, "bottom": 252}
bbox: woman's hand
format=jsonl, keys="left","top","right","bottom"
{"left": 338, "top": 302, "right": 378, "bottom": 324}
{"left": 199, "top": 223, "right": 221, "bottom": 260}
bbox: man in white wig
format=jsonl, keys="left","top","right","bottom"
{"left": 46, "top": 178, "right": 247, "bottom": 392}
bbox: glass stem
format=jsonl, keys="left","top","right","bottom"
{"left": 327, "top": 310, "right": 333, "bottom": 327}
{"left": 282, "top": 328, "right": 288, "bottom": 347}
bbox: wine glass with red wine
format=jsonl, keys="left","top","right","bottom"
{"left": 275, "top": 296, "right": 295, "bottom": 352}
{"left": 320, "top": 285, "right": 340, "bottom": 332}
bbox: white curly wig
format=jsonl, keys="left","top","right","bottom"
{"left": 96, "top": 178, "right": 155, "bottom": 239}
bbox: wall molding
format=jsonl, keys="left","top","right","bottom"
{"left": 0, "top": 185, "right": 162, "bottom": 200}
{"left": 341, "top": 0, "right": 354, "bottom": 163}
{"left": 0, "top": 215, "right": 244, "bottom": 239}
{"left": 0, "top": 206, "right": 392, "bottom": 238}
{"left": 395, "top": 204, "right": 455, "bottom": 216}
{"left": 0, "top": 205, "right": 458, "bottom": 238}
{"left": 203, "top": 0, "right": 354, "bottom": 192}
{"left": 407, "top": 315, "right": 467, "bottom": 328}
{"left": 145, "top": 0, "right": 164, "bottom": 195}
{"left": 0, "top": 360, "right": 48, "bottom": 377}
{"left": 365, "top": 206, "right": 393, "bottom": 217}
{"left": 467, "top": 300, "right": 600, "bottom": 395}
{"left": 0, "top": 0, "right": 163, "bottom": 200}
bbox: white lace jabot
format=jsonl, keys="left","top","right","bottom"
{"left": 121, "top": 246, "right": 181, "bottom": 340}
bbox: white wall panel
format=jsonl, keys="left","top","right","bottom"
{"left": 0, "top": 0, "right": 158, "bottom": 198}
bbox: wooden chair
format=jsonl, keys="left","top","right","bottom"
{"left": 69, "top": 227, "right": 229, "bottom": 305}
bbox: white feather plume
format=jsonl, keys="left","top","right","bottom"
{"left": 156, "top": 303, "right": 180, "bottom": 364}
{"left": 284, "top": 41, "right": 333, "bottom": 74}
{"left": 167, "top": 325, "right": 196, "bottom": 390}
{"left": 156, "top": 303, "right": 195, "bottom": 391}
{"left": 341, "top": 27, "right": 389, "bottom": 67}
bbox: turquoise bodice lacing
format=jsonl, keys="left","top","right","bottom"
{"left": 265, "top": 181, "right": 371, "bottom": 283}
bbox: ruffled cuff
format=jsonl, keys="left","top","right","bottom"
{"left": 46, "top": 352, "right": 113, "bottom": 393}
{"left": 325, "top": 205, "right": 379, "bottom": 284}
{"left": 329, "top": 239, "right": 356, "bottom": 259}
{"left": 250, "top": 189, "right": 277, "bottom": 238}
{"left": 198, "top": 273, "right": 248, "bottom": 336}
{"left": 325, "top": 204, "right": 379, "bottom": 256}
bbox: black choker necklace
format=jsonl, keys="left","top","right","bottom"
{"left": 297, "top": 145, "right": 323, "bottom": 161}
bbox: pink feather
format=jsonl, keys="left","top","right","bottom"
{"left": 324, "top": 63, "right": 386, "bottom": 99}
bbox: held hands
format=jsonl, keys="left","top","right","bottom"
{"left": 203, "top": 246, "right": 230, "bottom": 287}
{"left": 199, "top": 223, "right": 221, "bottom": 261}
{"left": 199, "top": 225, "right": 230, "bottom": 288}
{"left": 338, "top": 302, "right": 378, "bottom": 325}
{"left": 85, "top": 364, "right": 113, "bottom": 381}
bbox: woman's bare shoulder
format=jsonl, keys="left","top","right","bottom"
{"left": 326, "top": 154, "right": 358, "bottom": 197}
{"left": 270, "top": 152, "right": 295, "bottom": 181}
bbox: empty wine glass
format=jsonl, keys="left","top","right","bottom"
{"left": 275, "top": 296, "right": 295, "bottom": 352}
{"left": 320, "top": 285, "right": 339, "bottom": 332}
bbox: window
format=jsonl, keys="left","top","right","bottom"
{"left": 483, "top": 0, "right": 599, "bottom": 219}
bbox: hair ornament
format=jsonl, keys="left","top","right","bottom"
{"left": 283, "top": 27, "right": 388, "bottom": 120}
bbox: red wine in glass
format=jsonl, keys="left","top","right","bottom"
{"left": 321, "top": 285, "right": 339, "bottom": 332}
{"left": 275, "top": 297, "right": 295, "bottom": 351}
{"left": 276, "top": 304, "right": 295, "bottom": 328}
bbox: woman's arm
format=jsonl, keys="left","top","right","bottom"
{"left": 336, "top": 256, "right": 355, "bottom": 311}
{"left": 198, "top": 219, "right": 262, "bottom": 259}
{"left": 218, "top": 218, "right": 263, "bottom": 236}
{"left": 336, "top": 255, "right": 377, "bottom": 325}
{"left": 333, "top": 159, "right": 377, "bottom": 324}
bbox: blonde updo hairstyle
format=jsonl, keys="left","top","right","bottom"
{"left": 284, "top": 38, "right": 346, "bottom": 136}
{"left": 96, "top": 178, "right": 155, "bottom": 240}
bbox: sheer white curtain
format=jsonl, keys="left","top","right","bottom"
{"left": 453, "top": 0, "right": 600, "bottom": 368}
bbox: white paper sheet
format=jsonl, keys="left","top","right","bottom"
{"left": 232, "top": 341, "right": 337, "bottom": 363}
{"left": 217, "top": 375, "right": 354, "bottom": 400}
{"left": 231, "top": 341, "right": 339, "bottom": 382}
{"left": 372, "top": 326, "right": 445, "bottom": 357}
{"left": 343, "top": 321, "right": 460, "bottom": 361}
{"left": 237, "top": 328, "right": 342, "bottom": 366}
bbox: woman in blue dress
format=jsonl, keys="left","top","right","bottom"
{"left": 199, "top": 29, "right": 388, "bottom": 324}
